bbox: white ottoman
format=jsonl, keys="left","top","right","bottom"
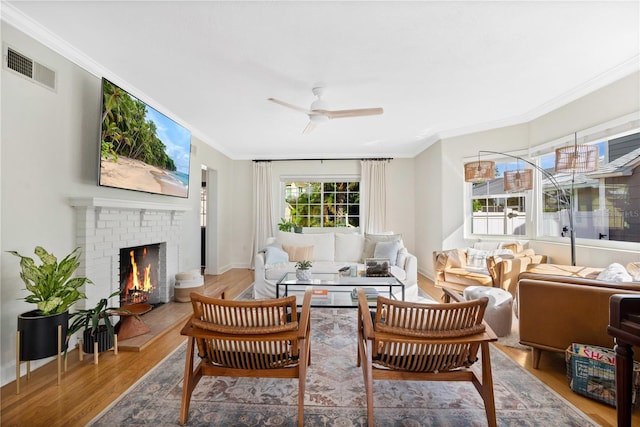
{"left": 174, "top": 271, "right": 204, "bottom": 303}
{"left": 463, "top": 286, "right": 513, "bottom": 337}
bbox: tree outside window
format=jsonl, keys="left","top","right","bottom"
{"left": 284, "top": 181, "right": 359, "bottom": 228}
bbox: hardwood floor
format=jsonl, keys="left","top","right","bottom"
{"left": 0, "top": 269, "right": 630, "bottom": 426}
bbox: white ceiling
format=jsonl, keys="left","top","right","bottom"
{"left": 3, "top": 1, "right": 639, "bottom": 160}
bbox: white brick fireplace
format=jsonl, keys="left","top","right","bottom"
{"left": 69, "top": 198, "right": 190, "bottom": 308}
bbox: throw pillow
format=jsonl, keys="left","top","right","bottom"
{"left": 627, "top": 262, "right": 640, "bottom": 282}
{"left": 467, "top": 248, "right": 513, "bottom": 269}
{"left": 373, "top": 240, "right": 401, "bottom": 266}
{"left": 363, "top": 233, "right": 402, "bottom": 261}
{"left": 263, "top": 245, "right": 289, "bottom": 266}
{"left": 597, "top": 263, "right": 633, "bottom": 282}
{"left": 282, "top": 244, "right": 314, "bottom": 262}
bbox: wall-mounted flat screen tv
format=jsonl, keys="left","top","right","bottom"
{"left": 99, "top": 78, "right": 191, "bottom": 198}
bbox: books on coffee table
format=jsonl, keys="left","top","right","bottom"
{"left": 351, "top": 287, "right": 379, "bottom": 301}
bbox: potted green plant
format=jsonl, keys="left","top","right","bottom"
{"left": 278, "top": 218, "right": 293, "bottom": 232}
{"left": 295, "top": 260, "right": 313, "bottom": 281}
{"left": 9, "top": 246, "right": 91, "bottom": 361}
{"left": 67, "top": 291, "right": 120, "bottom": 356}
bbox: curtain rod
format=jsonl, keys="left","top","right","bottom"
{"left": 253, "top": 158, "right": 393, "bottom": 162}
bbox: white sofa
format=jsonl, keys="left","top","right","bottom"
{"left": 254, "top": 231, "right": 418, "bottom": 300}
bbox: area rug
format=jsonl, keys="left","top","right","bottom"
{"left": 89, "top": 308, "right": 596, "bottom": 426}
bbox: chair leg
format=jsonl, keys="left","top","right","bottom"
{"left": 362, "top": 340, "right": 374, "bottom": 426}
{"left": 480, "top": 342, "right": 497, "bottom": 427}
{"left": 179, "top": 337, "right": 199, "bottom": 426}
{"left": 297, "top": 337, "right": 308, "bottom": 427}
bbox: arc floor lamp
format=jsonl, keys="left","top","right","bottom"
{"left": 464, "top": 134, "right": 598, "bottom": 266}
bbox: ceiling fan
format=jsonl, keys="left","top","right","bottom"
{"left": 268, "top": 87, "right": 383, "bottom": 134}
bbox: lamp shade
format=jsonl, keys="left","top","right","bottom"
{"left": 555, "top": 144, "right": 598, "bottom": 173}
{"left": 503, "top": 169, "right": 533, "bottom": 192}
{"left": 464, "top": 160, "right": 495, "bottom": 183}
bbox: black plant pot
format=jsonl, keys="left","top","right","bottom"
{"left": 82, "top": 326, "right": 114, "bottom": 354}
{"left": 17, "top": 310, "right": 69, "bottom": 361}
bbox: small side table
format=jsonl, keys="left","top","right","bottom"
{"left": 111, "top": 303, "right": 152, "bottom": 341}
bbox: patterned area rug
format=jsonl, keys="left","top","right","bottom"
{"left": 90, "top": 308, "right": 596, "bottom": 426}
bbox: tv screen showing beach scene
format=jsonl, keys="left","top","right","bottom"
{"left": 99, "top": 78, "right": 191, "bottom": 198}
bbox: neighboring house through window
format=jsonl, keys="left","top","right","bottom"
{"left": 467, "top": 127, "right": 640, "bottom": 244}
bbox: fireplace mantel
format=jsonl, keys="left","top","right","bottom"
{"left": 69, "top": 197, "right": 190, "bottom": 212}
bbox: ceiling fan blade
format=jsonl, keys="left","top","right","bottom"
{"left": 322, "top": 107, "right": 384, "bottom": 119}
{"left": 302, "top": 121, "right": 317, "bottom": 134}
{"left": 267, "top": 98, "right": 310, "bottom": 114}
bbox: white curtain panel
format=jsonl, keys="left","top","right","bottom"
{"left": 250, "top": 161, "right": 275, "bottom": 268}
{"left": 361, "top": 159, "right": 387, "bottom": 234}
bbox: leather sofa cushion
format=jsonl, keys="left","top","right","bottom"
{"left": 443, "top": 267, "right": 493, "bottom": 287}
{"left": 525, "top": 263, "right": 602, "bottom": 279}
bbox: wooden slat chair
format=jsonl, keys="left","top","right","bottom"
{"left": 356, "top": 287, "right": 498, "bottom": 427}
{"left": 179, "top": 287, "right": 312, "bottom": 426}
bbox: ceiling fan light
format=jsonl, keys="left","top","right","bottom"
{"left": 309, "top": 114, "right": 329, "bottom": 123}
{"left": 464, "top": 160, "right": 495, "bottom": 183}
{"left": 310, "top": 98, "right": 328, "bottom": 111}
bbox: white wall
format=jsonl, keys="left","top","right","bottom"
{"left": 0, "top": 24, "right": 245, "bottom": 385}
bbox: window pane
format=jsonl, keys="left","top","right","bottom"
{"left": 283, "top": 180, "right": 360, "bottom": 228}
{"left": 538, "top": 135, "right": 640, "bottom": 243}
{"left": 470, "top": 160, "right": 527, "bottom": 236}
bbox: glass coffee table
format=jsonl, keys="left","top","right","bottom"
{"left": 276, "top": 272, "right": 405, "bottom": 308}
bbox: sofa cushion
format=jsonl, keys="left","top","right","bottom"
{"left": 597, "top": 263, "right": 633, "bottom": 282}
{"left": 373, "top": 240, "right": 401, "bottom": 265}
{"left": 282, "top": 244, "right": 314, "bottom": 262}
{"left": 334, "top": 233, "right": 364, "bottom": 262}
{"left": 363, "top": 233, "right": 402, "bottom": 261}
{"left": 277, "top": 231, "right": 335, "bottom": 261}
{"left": 443, "top": 267, "right": 493, "bottom": 287}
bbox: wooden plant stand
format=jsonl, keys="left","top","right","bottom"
{"left": 15, "top": 325, "right": 64, "bottom": 395}
{"left": 79, "top": 334, "right": 118, "bottom": 365}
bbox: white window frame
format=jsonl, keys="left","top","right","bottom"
{"left": 464, "top": 111, "right": 640, "bottom": 251}
{"left": 280, "top": 175, "right": 361, "bottom": 230}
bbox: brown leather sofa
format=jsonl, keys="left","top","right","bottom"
{"left": 518, "top": 267, "right": 640, "bottom": 369}
{"left": 433, "top": 243, "right": 547, "bottom": 297}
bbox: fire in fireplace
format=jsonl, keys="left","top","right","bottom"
{"left": 119, "top": 244, "right": 160, "bottom": 306}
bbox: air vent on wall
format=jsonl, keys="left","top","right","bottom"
{"left": 5, "top": 47, "right": 56, "bottom": 91}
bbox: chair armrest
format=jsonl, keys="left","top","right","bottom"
{"left": 356, "top": 288, "right": 375, "bottom": 340}
{"left": 442, "top": 287, "right": 465, "bottom": 303}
